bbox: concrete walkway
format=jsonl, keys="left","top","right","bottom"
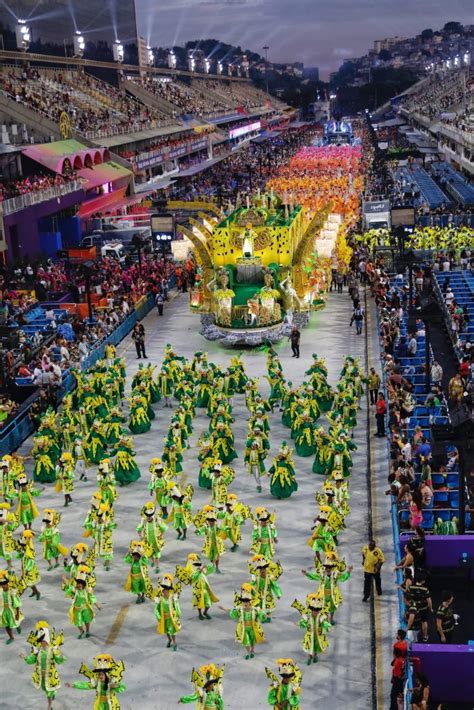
{"left": 6, "top": 288, "right": 396, "bottom": 709}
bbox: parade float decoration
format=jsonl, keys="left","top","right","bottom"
{"left": 183, "top": 191, "right": 333, "bottom": 345}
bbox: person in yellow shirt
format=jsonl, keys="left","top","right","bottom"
{"left": 362, "top": 540, "right": 384, "bottom": 602}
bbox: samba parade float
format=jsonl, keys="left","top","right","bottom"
{"left": 183, "top": 191, "right": 334, "bottom": 345}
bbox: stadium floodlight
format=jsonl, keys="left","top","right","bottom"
{"left": 168, "top": 50, "right": 176, "bottom": 69}
{"left": 147, "top": 46, "right": 154, "bottom": 66}
{"left": 204, "top": 58, "right": 211, "bottom": 74}
{"left": 188, "top": 52, "right": 195, "bottom": 72}
{"left": 236, "top": 65, "right": 241, "bottom": 77}
{"left": 217, "top": 61, "right": 223, "bottom": 75}
{"left": 113, "top": 40, "right": 124, "bottom": 63}
{"left": 464, "top": 52, "right": 470, "bottom": 66}
{"left": 446, "top": 59, "right": 451, "bottom": 69}
{"left": 454, "top": 55, "right": 460, "bottom": 67}
{"left": 227, "top": 63, "right": 233, "bottom": 76}
{"left": 16, "top": 20, "right": 30, "bottom": 51}
{"left": 73, "top": 31, "right": 85, "bottom": 57}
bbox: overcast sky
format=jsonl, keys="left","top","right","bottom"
{"left": 136, "top": 0, "right": 472, "bottom": 78}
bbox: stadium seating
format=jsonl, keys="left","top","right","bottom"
{"left": 386, "top": 277, "right": 458, "bottom": 531}
{"left": 430, "top": 161, "right": 474, "bottom": 207}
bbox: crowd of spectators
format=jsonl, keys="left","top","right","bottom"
{"left": 0, "top": 253, "right": 182, "bottom": 425}
{"left": 168, "top": 124, "right": 318, "bottom": 203}
{"left": 136, "top": 77, "right": 227, "bottom": 117}
{"left": 0, "top": 171, "right": 78, "bottom": 202}
{"left": 401, "top": 68, "right": 473, "bottom": 120}
{"left": 0, "top": 67, "right": 165, "bottom": 139}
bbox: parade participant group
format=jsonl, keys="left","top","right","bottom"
{"left": 0, "top": 339, "right": 364, "bottom": 709}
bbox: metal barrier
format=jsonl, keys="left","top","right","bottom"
{"left": 0, "top": 293, "right": 155, "bottom": 457}
{"left": 2, "top": 180, "right": 85, "bottom": 216}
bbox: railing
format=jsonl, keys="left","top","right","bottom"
{"left": 438, "top": 122, "right": 474, "bottom": 148}
{"left": 83, "top": 117, "right": 180, "bottom": 140}
{"left": 1, "top": 179, "right": 85, "bottom": 215}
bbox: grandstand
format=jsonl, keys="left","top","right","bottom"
{"left": 430, "top": 161, "right": 474, "bottom": 207}
{"left": 393, "top": 165, "right": 451, "bottom": 209}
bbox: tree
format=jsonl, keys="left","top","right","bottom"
{"left": 379, "top": 49, "right": 392, "bottom": 61}
{"left": 443, "top": 21, "right": 463, "bottom": 34}
{"left": 421, "top": 29, "right": 433, "bottom": 41}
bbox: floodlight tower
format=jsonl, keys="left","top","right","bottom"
{"left": 16, "top": 20, "right": 30, "bottom": 51}
{"left": 113, "top": 40, "right": 124, "bottom": 63}
{"left": 168, "top": 50, "right": 177, "bottom": 69}
{"left": 73, "top": 31, "right": 85, "bottom": 58}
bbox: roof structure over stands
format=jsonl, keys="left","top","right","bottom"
{"left": 77, "top": 161, "right": 132, "bottom": 190}
{"left": 22, "top": 139, "right": 110, "bottom": 175}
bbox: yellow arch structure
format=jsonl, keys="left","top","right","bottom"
{"left": 188, "top": 217, "right": 213, "bottom": 245}
{"left": 179, "top": 224, "right": 213, "bottom": 268}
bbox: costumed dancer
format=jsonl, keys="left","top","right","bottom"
{"left": 87, "top": 503, "right": 116, "bottom": 571}
{"left": 292, "top": 592, "right": 332, "bottom": 665}
{"left": 178, "top": 663, "right": 224, "bottom": 709}
{"left": 159, "top": 365, "right": 175, "bottom": 408}
{"left": 197, "top": 437, "right": 214, "bottom": 490}
{"left": 105, "top": 408, "right": 126, "bottom": 448}
{"left": 302, "top": 551, "right": 352, "bottom": 624}
{"left": 223, "top": 582, "right": 265, "bottom": 659}
{"left": 0, "top": 568, "right": 23, "bottom": 644}
{"left": 15, "top": 473, "right": 40, "bottom": 530}
{"left": 68, "top": 653, "right": 125, "bottom": 708}
{"left": 0, "top": 456, "right": 16, "bottom": 502}
{"left": 153, "top": 573, "right": 182, "bottom": 651}
{"left": 194, "top": 505, "right": 225, "bottom": 574}
{"left": 168, "top": 483, "right": 193, "bottom": 541}
{"left": 54, "top": 452, "right": 75, "bottom": 507}
{"left": 15, "top": 529, "right": 41, "bottom": 600}
{"left": 245, "top": 437, "right": 266, "bottom": 493}
{"left": 176, "top": 553, "right": 218, "bottom": 621}
{"left": 268, "top": 443, "right": 298, "bottom": 499}
{"left": 32, "top": 436, "right": 56, "bottom": 484}
{"left": 219, "top": 494, "right": 250, "bottom": 552}
{"left": 137, "top": 501, "right": 167, "bottom": 572}
{"left": 249, "top": 554, "right": 282, "bottom": 623}
{"left": 128, "top": 394, "right": 151, "bottom": 435}
{"left": 74, "top": 436, "right": 88, "bottom": 482}
{"left": 83, "top": 421, "right": 107, "bottom": 466}
{"left": 251, "top": 507, "right": 278, "bottom": 560}
{"left": 112, "top": 437, "right": 141, "bottom": 486}
{"left": 148, "top": 458, "right": 173, "bottom": 517}
{"left": 21, "top": 621, "right": 65, "bottom": 710}
{"left": 311, "top": 425, "right": 330, "bottom": 476}
{"left": 0, "top": 502, "right": 15, "bottom": 568}
{"left": 124, "top": 540, "right": 153, "bottom": 604}
{"left": 266, "top": 658, "right": 302, "bottom": 709}
{"left": 210, "top": 421, "right": 237, "bottom": 464}
{"left": 307, "top": 505, "right": 337, "bottom": 564}
{"left": 97, "top": 459, "right": 118, "bottom": 509}
{"left": 65, "top": 564, "right": 100, "bottom": 639}
{"left": 39, "top": 509, "right": 68, "bottom": 571}
{"left": 210, "top": 461, "right": 234, "bottom": 508}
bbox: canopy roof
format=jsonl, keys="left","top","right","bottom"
{"left": 22, "top": 139, "right": 110, "bottom": 175}
{"left": 77, "top": 161, "right": 132, "bottom": 190}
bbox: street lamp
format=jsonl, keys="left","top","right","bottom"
{"left": 73, "top": 31, "right": 85, "bottom": 58}
{"left": 262, "top": 45, "right": 269, "bottom": 94}
{"left": 15, "top": 20, "right": 30, "bottom": 51}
